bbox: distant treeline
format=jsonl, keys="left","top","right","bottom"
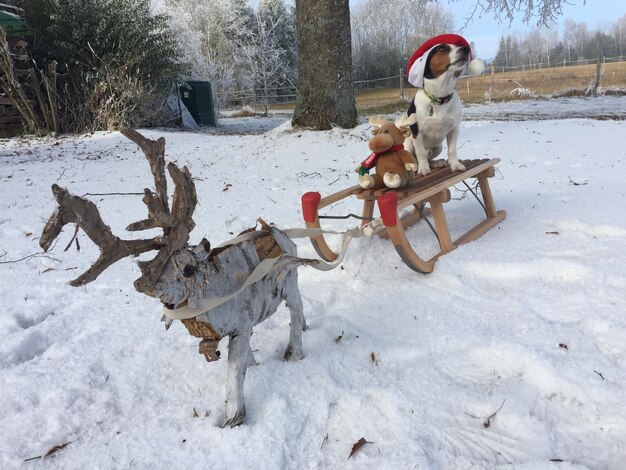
{"left": 493, "top": 16, "right": 626, "bottom": 69}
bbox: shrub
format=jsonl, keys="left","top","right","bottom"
{"left": 9, "top": 0, "right": 183, "bottom": 131}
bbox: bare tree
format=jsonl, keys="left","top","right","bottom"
{"left": 456, "top": 0, "right": 586, "bottom": 26}
{"left": 243, "top": 3, "right": 294, "bottom": 115}
{"left": 522, "top": 29, "right": 546, "bottom": 67}
{"left": 351, "top": 0, "right": 453, "bottom": 80}
{"left": 292, "top": 0, "right": 357, "bottom": 130}
{"left": 611, "top": 14, "right": 626, "bottom": 57}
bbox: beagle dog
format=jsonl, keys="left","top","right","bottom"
{"left": 404, "top": 34, "right": 484, "bottom": 176}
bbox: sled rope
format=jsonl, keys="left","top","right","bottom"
{"left": 163, "top": 225, "right": 365, "bottom": 320}
{"left": 318, "top": 213, "right": 375, "bottom": 221}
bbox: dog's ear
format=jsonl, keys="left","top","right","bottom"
{"left": 424, "top": 48, "right": 438, "bottom": 80}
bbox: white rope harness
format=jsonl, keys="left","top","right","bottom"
{"left": 162, "top": 225, "right": 367, "bottom": 320}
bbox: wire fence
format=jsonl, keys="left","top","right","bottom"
{"left": 218, "top": 55, "right": 626, "bottom": 111}
{"left": 489, "top": 55, "right": 626, "bottom": 73}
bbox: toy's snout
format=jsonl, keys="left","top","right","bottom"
{"left": 369, "top": 132, "right": 395, "bottom": 153}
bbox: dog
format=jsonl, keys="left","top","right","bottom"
{"left": 404, "top": 34, "right": 484, "bottom": 176}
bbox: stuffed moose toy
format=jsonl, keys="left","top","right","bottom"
{"left": 357, "top": 115, "right": 418, "bottom": 190}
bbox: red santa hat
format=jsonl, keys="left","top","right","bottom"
{"left": 406, "top": 34, "right": 484, "bottom": 88}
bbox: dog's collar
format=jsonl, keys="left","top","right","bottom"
{"left": 422, "top": 88, "right": 454, "bottom": 105}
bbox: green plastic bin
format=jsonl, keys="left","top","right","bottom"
{"left": 0, "top": 5, "right": 30, "bottom": 37}
{"left": 179, "top": 81, "right": 216, "bottom": 127}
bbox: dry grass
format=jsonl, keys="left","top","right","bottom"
{"left": 222, "top": 106, "right": 259, "bottom": 118}
{"left": 269, "top": 61, "right": 626, "bottom": 115}
{"left": 459, "top": 61, "right": 626, "bottom": 102}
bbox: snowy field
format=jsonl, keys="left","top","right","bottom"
{"left": 1, "top": 98, "right": 625, "bottom": 469}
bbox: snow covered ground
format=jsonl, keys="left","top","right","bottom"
{"left": 1, "top": 98, "right": 625, "bottom": 469}
{"left": 463, "top": 95, "right": 626, "bottom": 121}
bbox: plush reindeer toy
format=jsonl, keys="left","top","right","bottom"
{"left": 357, "top": 115, "right": 418, "bottom": 190}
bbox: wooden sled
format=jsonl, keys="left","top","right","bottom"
{"left": 301, "top": 158, "right": 506, "bottom": 273}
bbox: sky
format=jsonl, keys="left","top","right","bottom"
{"left": 438, "top": 0, "right": 626, "bottom": 59}
{"left": 248, "top": 1, "right": 625, "bottom": 59}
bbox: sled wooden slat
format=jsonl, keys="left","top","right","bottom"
{"left": 301, "top": 158, "right": 506, "bottom": 273}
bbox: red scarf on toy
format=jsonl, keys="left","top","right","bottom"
{"left": 360, "top": 144, "right": 405, "bottom": 170}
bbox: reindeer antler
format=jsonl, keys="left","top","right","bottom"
{"left": 369, "top": 115, "right": 389, "bottom": 127}
{"left": 39, "top": 185, "right": 164, "bottom": 286}
{"left": 395, "top": 113, "right": 417, "bottom": 128}
{"left": 39, "top": 129, "right": 197, "bottom": 296}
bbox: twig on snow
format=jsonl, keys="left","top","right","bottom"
{"left": 0, "top": 252, "right": 61, "bottom": 264}
{"left": 81, "top": 192, "right": 147, "bottom": 197}
{"left": 24, "top": 438, "right": 79, "bottom": 462}
{"left": 63, "top": 221, "right": 80, "bottom": 252}
{"left": 484, "top": 399, "right": 506, "bottom": 428}
{"left": 568, "top": 175, "right": 588, "bottom": 186}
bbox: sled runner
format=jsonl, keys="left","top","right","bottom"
{"left": 301, "top": 158, "right": 506, "bottom": 273}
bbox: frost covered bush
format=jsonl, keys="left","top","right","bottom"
{"left": 509, "top": 86, "right": 537, "bottom": 99}
{"left": 10, "top": 0, "right": 182, "bottom": 131}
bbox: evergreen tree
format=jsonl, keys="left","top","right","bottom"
{"left": 493, "top": 36, "right": 508, "bottom": 67}
{"left": 9, "top": 0, "right": 182, "bottom": 130}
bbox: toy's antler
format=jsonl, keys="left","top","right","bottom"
{"left": 39, "top": 129, "right": 197, "bottom": 296}
{"left": 395, "top": 113, "right": 417, "bottom": 128}
{"left": 369, "top": 115, "right": 389, "bottom": 127}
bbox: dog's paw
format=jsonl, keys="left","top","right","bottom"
{"left": 383, "top": 172, "right": 402, "bottom": 188}
{"left": 417, "top": 162, "right": 431, "bottom": 176}
{"left": 405, "top": 162, "right": 417, "bottom": 172}
{"left": 449, "top": 161, "right": 466, "bottom": 172}
{"left": 359, "top": 174, "right": 375, "bottom": 189}
{"left": 430, "top": 159, "right": 447, "bottom": 169}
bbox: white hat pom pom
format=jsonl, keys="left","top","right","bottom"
{"left": 467, "top": 58, "right": 484, "bottom": 76}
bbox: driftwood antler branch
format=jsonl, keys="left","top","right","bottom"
{"left": 39, "top": 184, "right": 163, "bottom": 286}
{"left": 39, "top": 128, "right": 197, "bottom": 295}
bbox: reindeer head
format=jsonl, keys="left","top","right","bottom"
{"left": 152, "top": 238, "right": 212, "bottom": 309}
{"left": 368, "top": 115, "right": 417, "bottom": 153}
{"left": 40, "top": 129, "right": 198, "bottom": 298}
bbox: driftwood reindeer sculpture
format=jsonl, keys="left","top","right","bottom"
{"left": 39, "top": 129, "right": 306, "bottom": 427}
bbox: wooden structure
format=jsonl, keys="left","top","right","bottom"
{"left": 302, "top": 158, "right": 506, "bottom": 273}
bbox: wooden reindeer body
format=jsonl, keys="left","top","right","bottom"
{"left": 39, "top": 130, "right": 305, "bottom": 428}
{"left": 158, "top": 228, "right": 305, "bottom": 427}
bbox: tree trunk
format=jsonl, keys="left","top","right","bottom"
{"left": 292, "top": 0, "right": 357, "bottom": 130}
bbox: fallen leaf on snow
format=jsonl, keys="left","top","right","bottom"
{"left": 348, "top": 437, "right": 372, "bottom": 459}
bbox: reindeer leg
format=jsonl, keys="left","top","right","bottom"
{"left": 246, "top": 343, "right": 258, "bottom": 368}
{"left": 223, "top": 330, "right": 252, "bottom": 427}
{"left": 283, "top": 271, "right": 305, "bottom": 361}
